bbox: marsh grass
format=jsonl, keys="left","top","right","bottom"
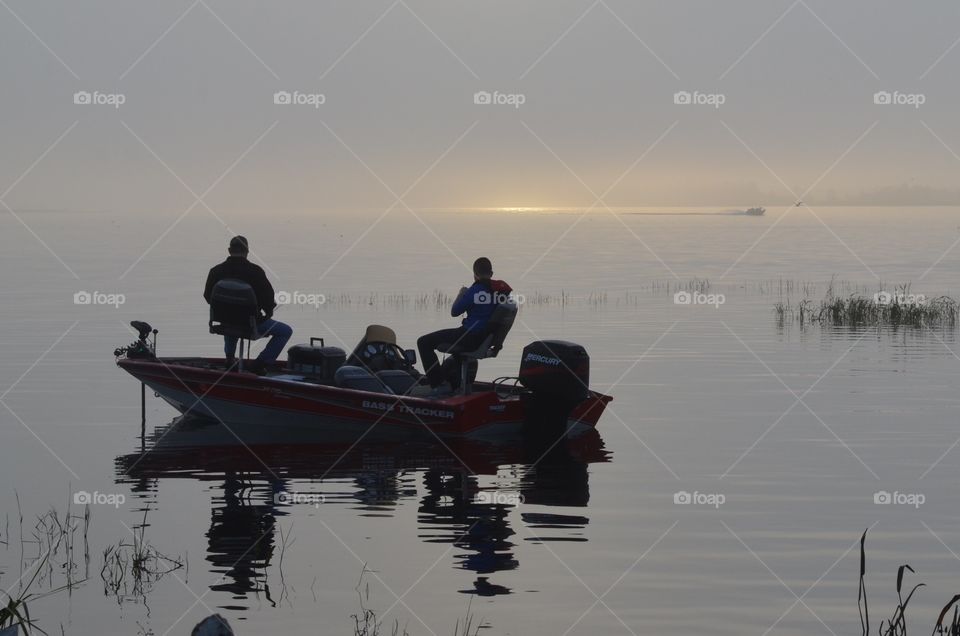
{"left": 287, "top": 279, "right": 718, "bottom": 311}
{"left": 352, "top": 566, "right": 410, "bottom": 636}
{"left": 1, "top": 553, "right": 48, "bottom": 635}
{"left": 28, "top": 506, "right": 90, "bottom": 592}
{"left": 859, "top": 529, "right": 960, "bottom": 635}
{"left": 1, "top": 495, "right": 91, "bottom": 635}
{"left": 776, "top": 283, "right": 958, "bottom": 327}
{"left": 285, "top": 278, "right": 926, "bottom": 312}
{"left": 352, "top": 566, "right": 484, "bottom": 636}
{"left": 305, "top": 279, "right": 717, "bottom": 310}
{"left": 452, "top": 597, "right": 482, "bottom": 636}
{"left": 649, "top": 278, "right": 712, "bottom": 295}
{"left": 100, "top": 512, "right": 184, "bottom": 604}
{"left": 287, "top": 291, "right": 455, "bottom": 312}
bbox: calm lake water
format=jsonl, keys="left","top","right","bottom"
{"left": 2, "top": 206, "right": 960, "bottom": 635}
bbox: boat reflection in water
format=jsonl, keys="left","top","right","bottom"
{"left": 115, "top": 416, "right": 608, "bottom": 604}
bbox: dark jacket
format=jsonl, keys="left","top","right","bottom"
{"left": 204, "top": 256, "right": 277, "bottom": 318}
{"left": 451, "top": 279, "right": 513, "bottom": 332}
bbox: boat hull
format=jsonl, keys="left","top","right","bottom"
{"left": 118, "top": 358, "right": 611, "bottom": 438}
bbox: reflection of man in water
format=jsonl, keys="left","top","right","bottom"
{"left": 418, "top": 470, "right": 517, "bottom": 595}
{"left": 115, "top": 419, "right": 604, "bottom": 606}
{"left": 206, "top": 474, "right": 281, "bottom": 601}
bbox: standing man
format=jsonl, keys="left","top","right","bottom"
{"left": 417, "top": 257, "right": 513, "bottom": 394}
{"left": 204, "top": 236, "right": 292, "bottom": 373}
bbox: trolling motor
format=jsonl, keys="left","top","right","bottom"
{"left": 114, "top": 321, "right": 158, "bottom": 360}
{"left": 114, "top": 321, "right": 159, "bottom": 446}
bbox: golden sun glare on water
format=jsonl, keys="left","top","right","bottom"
{"left": 420, "top": 206, "right": 562, "bottom": 214}
{"left": 473, "top": 206, "right": 587, "bottom": 213}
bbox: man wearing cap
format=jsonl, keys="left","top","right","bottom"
{"left": 417, "top": 257, "right": 513, "bottom": 393}
{"left": 204, "top": 236, "right": 292, "bottom": 372}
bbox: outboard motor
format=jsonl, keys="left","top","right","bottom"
{"left": 518, "top": 340, "right": 590, "bottom": 436}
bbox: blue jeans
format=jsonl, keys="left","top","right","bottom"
{"left": 224, "top": 318, "right": 292, "bottom": 363}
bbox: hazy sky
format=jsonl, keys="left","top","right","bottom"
{"left": 3, "top": 0, "right": 960, "bottom": 210}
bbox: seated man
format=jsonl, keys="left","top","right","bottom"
{"left": 417, "top": 257, "right": 512, "bottom": 393}
{"left": 203, "top": 236, "right": 292, "bottom": 373}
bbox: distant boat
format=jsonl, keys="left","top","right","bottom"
{"left": 745, "top": 207, "right": 766, "bottom": 216}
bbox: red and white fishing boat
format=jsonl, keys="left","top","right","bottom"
{"left": 115, "top": 318, "right": 611, "bottom": 439}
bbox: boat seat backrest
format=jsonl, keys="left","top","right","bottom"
{"left": 334, "top": 365, "right": 394, "bottom": 394}
{"left": 438, "top": 301, "right": 519, "bottom": 394}
{"left": 375, "top": 370, "right": 418, "bottom": 395}
{"left": 465, "top": 300, "right": 518, "bottom": 359}
{"left": 209, "top": 279, "right": 260, "bottom": 339}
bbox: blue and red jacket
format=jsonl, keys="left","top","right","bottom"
{"left": 451, "top": 279, "right": 513, "bottom": 332}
